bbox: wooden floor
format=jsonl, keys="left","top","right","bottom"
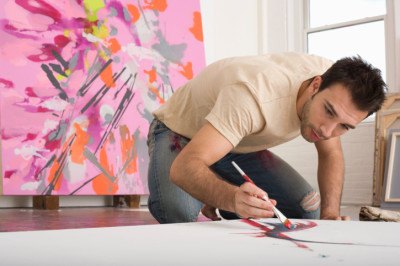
{"left": 0, "top": 207, "right": 160, "bottom": 232}
{"left": 0, "top": 207, "right": 213, "bottom": 232}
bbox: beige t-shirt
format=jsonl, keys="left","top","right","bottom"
{"left": 153, "top": 52, "right": 333, "bottom": 153}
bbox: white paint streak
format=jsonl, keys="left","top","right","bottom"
{"left": 41, "top": 96, "right": 69, "bottom": 111}
{"left": 14, "top": 145, "right": 48, "bottom": 160}
{"left": 21, "top": 181, "right": 40, "bottom": 191}
{"left": 42, "top": 119, "right": 59, "bottom": 134}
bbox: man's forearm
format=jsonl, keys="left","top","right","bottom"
{"left": 170, "top": 156, "right": 239, "bottom": 213}
{"left": 317, "top": 152, "right": 344, "bottom": 219}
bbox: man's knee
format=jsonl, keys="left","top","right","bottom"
{"left": 299, "top": 190, "right": 321, "bottom": 218}
{"left": 148, "top": 197, "right": 200, "bottom": 224}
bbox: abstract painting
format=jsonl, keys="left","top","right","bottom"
{"left": 0, "top": 0, "right": 205, "bottom": 195}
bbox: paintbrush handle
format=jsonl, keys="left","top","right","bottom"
{"left": 232, "top": 161, "right": 291, "bottom": 227}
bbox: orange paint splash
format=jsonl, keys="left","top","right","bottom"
{"left": 127, "top": 4, "right": 140, "bottom": 23}
{"left": 144, "top": 68, "right": 157, "bottom": 83}
{"left": 92, "top": 141, "right": 118, "bottom": 194}
{"left": 47, "top": 160, "right": 63, "bottom": 191}
{"left": 119, "top": 125, "right": 137, "bottom": 174}
{"left": 70, "top": 123, "right": 89, "bottom": 164}
{"left": 144, "top": 0, "right": 167, "bottom": 12}
{"left": 189, "top": 11, "right": 203, "bottom": 42}
{"left": 100, "top": 63, "right": 116, "bottom": 88}
{"left": 46, "top": 134, "right": 75, "bottom": 191}
{"left": 179, "top": 62, "right": 193, "bottom": 80}
{"left": 149, "top": 85, "right": 165, "bottom": 104}
{"left": 107, "top": 38, "right": 121, "bottom": 54}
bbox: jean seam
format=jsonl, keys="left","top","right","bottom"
{"left": 150, "top": 127, "right": 167, "bottom": 223}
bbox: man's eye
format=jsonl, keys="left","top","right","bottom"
{"left": 325, "top": 107, "right": 333, "bottom": 116}
{"left": 341, "top": 124, "right": 349, "bottom": 130}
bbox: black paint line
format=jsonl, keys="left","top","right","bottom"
{"left": 49, "top": 63, "right": 67, "bottom": 77}
{"left": 35, "top": 155, "right": 56, "bottom": 181}
{"left": 114, "top": 74, "right": 132, "bottom": 99}
{"left": 77, "top": 59, "right": 113, "bottom": 96}
{"left": 51, "top": 50, "right": 69, "bottom": 70}
{"left": 111, "top": 76, "right": 136, "bottom": 128}
{"left": 80, "top": 84, "right": 108, "bottom": 114}
{"left": 94, "top": 73, "right": 137, "bottom": 154}
{"left": 41, "top": 135, "right": 75, "bottom": 195}
{"left": 41, "top": 64, "right": 68, "bottom": 100}
{"left": 137, "top": 0, "right": 150, "bottom": 30}
{"left": 81, "top": 67, "right": 125, "bottom": 114}
{"left": 93, "top": 67, "right": 126, "bottom": 107}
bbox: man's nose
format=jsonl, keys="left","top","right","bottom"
{"left": 320, "top": 123, "right": 336, "bottom": 139}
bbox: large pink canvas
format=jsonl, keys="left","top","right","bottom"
{"left": 0, "top": 0, "right": 205, "bottom": 195}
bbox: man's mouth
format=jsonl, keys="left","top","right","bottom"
{"left": 311, "top": 129, "right": 320, "bottom": 141}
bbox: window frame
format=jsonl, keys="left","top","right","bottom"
{"left": 303, "top": 0, "right": 398, "bottom": 94}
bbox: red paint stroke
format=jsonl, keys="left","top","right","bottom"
{"left": 23, "top": 133, "right": 38, "bottom": 142}
{"left": 4, "top": 170, "right": 17, "bottom": 179}
{"left": 241, "top": 218, "right": 400, "bottom": 252}
{"left": 169, "top": 134, "right": 184, "bottom": 152}
{"left": 25, "top": 87, "right": 38, "bottom": 97}
{"left": 15, "top": 0, "right": 62, "bottom": 23}
{"left": 241, "top": 219, "right": 400, "bottom": 251}
{"left": 243, "top": 219, "right": 316, "bottom": 250}
{"left": 28, "top": 44, "right": 60, "bottom": 62}
{"left": 44, "top": 132, "right": 62, "bottom": 151}
{"left": 0, "top": 78, "right": 14, "bottom": 89}
{"left": 54, "top": 35, "right": 70, "bottom": 49}
{"left": 37, "top": 106, "right": 51, "bottom": 113}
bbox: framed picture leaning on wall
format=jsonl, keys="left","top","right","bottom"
{"left": 383, "top": 129, "right": 400, "bottom": 202}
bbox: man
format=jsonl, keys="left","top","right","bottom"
{"left": 146, "top": 52, "right": 386, "bottom": 223}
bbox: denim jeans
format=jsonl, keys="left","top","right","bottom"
{"left": 147, "top": 119, "right": 320, "bottom": 223}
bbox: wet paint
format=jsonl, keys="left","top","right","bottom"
{"left": 169, "top": 133, "right": 189, "bottom": 152}
{"left": 241, "top": 219, "right": 400, "bottom": 251}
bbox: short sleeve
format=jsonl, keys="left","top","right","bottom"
{"left": 205, "top": 83, "right": 265, "bottom": 147}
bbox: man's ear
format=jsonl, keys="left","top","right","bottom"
{"left": 311, "top": 76, "right": 322, "bottom": 95}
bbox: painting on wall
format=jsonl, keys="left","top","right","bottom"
{"left": 0, "top": 0, "right": 205, "bottom": 195}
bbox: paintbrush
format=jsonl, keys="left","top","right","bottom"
{"left": 231, "top": 161, "right": 295, "bottom": 230}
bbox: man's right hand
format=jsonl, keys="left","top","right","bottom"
{"left": 233, "top": 182, "right": 277, "bottom": 219}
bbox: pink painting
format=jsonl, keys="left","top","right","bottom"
{"left": 0, "top": 0, "right": 205, "bottom": 195}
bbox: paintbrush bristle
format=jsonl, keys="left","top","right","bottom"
{"left": 284, "top": 219, "right": 296, "bottom": 230}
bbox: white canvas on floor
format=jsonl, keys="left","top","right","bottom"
{"left": 1, "top": 218, "right": 399, "bottom": 266}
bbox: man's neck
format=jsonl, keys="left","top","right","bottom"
{"left": 296, "top": 78, "right": 314, "bottom": 119}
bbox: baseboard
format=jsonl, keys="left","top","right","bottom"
{"left": 0, "top": 195, "right": 149, "bottom": 208}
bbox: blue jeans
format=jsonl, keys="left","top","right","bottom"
{"left": 147, "top": 119, "right": 320, "bottom": 223}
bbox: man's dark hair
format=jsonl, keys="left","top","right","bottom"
{"left": 319, "top": 56, "right": 387, "bottom": 116}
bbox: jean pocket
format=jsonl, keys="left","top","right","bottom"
{"left": 147, "top": 119, "right": 169, "bottom": 146}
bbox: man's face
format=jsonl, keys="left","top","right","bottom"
{"left": 300, "top": 83, "right": 368, "bottom": 143}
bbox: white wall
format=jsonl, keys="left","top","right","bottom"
{"left": 200, "top": 0, "right": 259, "bottom": 63}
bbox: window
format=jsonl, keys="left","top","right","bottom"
{"left": 306, "top": 0, "right": 387, "bottom": 81}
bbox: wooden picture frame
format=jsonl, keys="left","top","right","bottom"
{"left": 372, "top": 93, "right": 400, "bottom": 206}
{"left": 383, "top": 131, "right": 400, "bottom": 202}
